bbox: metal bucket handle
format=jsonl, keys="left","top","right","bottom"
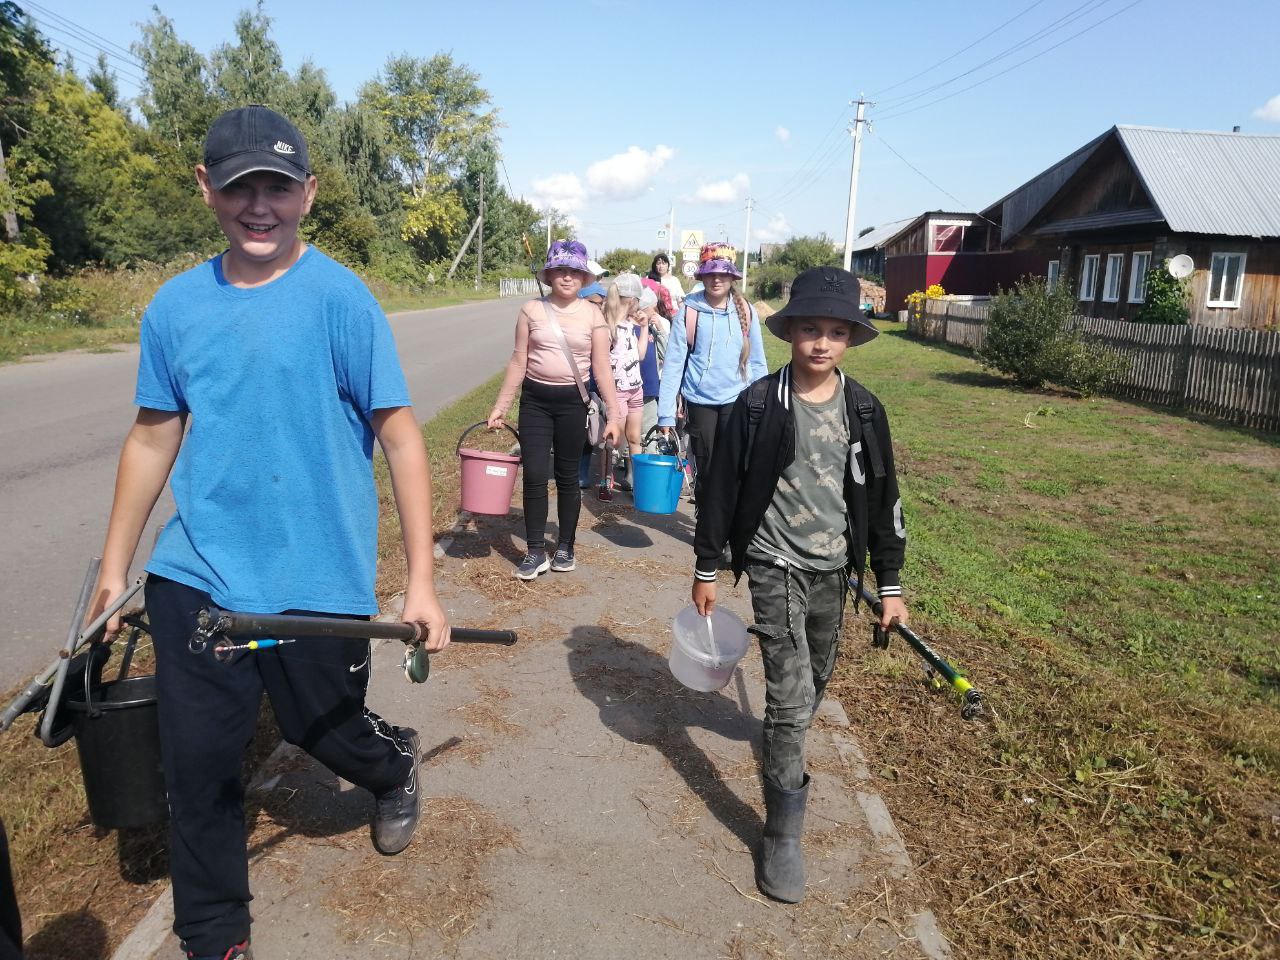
{"left": 642, "top": 426, "right": 687, "bottom": 467}
{"left": 80, "top": 615, "right": 149, "bottom": 720}
{"left": 456, "top": 421, "right": 521, "bottom": 458}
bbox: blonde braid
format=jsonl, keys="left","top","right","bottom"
{"left": 730, "top": 283, "right": 752, "bottom": 378}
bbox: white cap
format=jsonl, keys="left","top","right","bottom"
{"left": 587, "top": 259, "right": 607, "bottom": 277}
{"left": 612, "top": 274, "right": 643, "bottom": 299}
{"left": 638, "top": 287, "right": 658, "bottom": 309}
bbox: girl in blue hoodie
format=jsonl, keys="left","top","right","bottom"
{"left": 657, "top": 242, "right": 768, "bottom": 504}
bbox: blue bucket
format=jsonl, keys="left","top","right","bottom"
{"left": 631, "top": 453, "right": 684, "bottom": 514}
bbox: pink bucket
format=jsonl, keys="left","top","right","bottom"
{"left": 457, "top": 422, "right": 521, "bottom": 516}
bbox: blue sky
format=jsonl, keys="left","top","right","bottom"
{"left": 31, "top": 0, "right": 1280, "bottom": 258}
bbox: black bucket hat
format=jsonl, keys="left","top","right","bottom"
{"left": 765, "top": 266, "right": 878, "bottom": 346}
{"left": 203, "top": 105, "right": 311, "bottom": 190}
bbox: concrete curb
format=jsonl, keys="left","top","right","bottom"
{"left": 819, "top": 697, "right": 953, "bottom": 960}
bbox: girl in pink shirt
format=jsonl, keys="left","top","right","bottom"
{"left": 605, "top": 274, "right": 650, "bottom": 458}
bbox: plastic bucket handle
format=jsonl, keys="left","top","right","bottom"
{"left": 641, "top": 425, "right": 686, "bottom": 467}
{"left": 456, "top": 421, "right": 521, "bottom": 458}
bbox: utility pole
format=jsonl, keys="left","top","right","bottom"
{"left": 842, "top": 96, "right": 870, "bottom": 273}
{"left": 742, "top": 197, "right": 754, "bottom": 292}
{"left": 670, "top": 202, "right": 680, "bottom": 263}
{"left": 545, "top": 211, "right": 552, "bottom": 254}
{"left": 475, "top": 173, "right": 485, "bottom": 290}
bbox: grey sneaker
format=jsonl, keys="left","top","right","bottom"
{"left": 515, "top": 549, "right": 550, "bottom": 580}
{"left": 550, "top": 543, "right": 575, "bottom": 572}
{"left": 372, "top": 730, "right": 421, "bottom": 855}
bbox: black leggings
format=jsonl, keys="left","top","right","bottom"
{"left": 518, "top": 377, "right": 587, "bottom": 549}
{"left": 685, "top": 400, "right": 736, "bottom": 504}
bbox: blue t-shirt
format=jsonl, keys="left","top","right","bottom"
{"left": 136, "top": 247, "right": 411, "bottom": 615}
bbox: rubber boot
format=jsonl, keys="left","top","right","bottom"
{"left": 756, "top": 774, "right": 810, "bottom": 903}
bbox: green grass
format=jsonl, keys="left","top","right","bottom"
{"left": 768, "top": 324, "right": 1280, "bottom": 957}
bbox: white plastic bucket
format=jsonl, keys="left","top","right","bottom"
{"left": 668, "top": 604, "right": 750, "bottom": 692}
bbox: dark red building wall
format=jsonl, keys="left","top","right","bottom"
{"left": 887, "top": 251, "right": 1049, "bottom": 312}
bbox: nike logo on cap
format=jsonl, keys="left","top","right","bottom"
{"left": 273, "top": 141, "right": 295, "bottom": 155}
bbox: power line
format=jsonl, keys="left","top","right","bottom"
{"left": 35, "top": 24, "right": 149, "bottom": 87}
{"left": 873, "top": 0, "right": 1051, "bottom": 97}
{"left": 754, "top": 102, "right": 850, "bottom": 206}
{"left": 24, "top": 0, "right": 144, "bottom": 67}
{"left": 876, "top": 0, "right": 1143, "bottom": 123}
{"left": 876, "top": 0, "right": 1111, "bottom": 110}
{"left": 756, "top": 131, "right": 849, "bottom": 210}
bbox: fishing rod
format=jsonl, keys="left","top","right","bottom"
{"left": 854, "top": 583, "right": 984, "bottom": 721}
{"left": 188, "top": 608, "right": 517, "bottom": 684}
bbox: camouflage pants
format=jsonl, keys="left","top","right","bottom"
{"left": 745, "top": 559, "right": 847, "bottom": 790}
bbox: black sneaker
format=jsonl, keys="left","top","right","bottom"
{"left": 184, "top": 939, "right": 251, "bottom": 960}
{"left": 550, "top": 543, "right": 576, "bottom": 572}
{"left": 515, "top": 549, "right": 549, "bottom": 580}
{"left": 372, "top": 730, "right": 421, "bottom": 855}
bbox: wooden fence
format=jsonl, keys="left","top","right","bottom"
{"left": 911, "top": 299, "right": 1280, "bottom": 432}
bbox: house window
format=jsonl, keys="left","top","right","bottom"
{"left": 1079, "top": 255, "right": 1099, "bottom": 301}
{"left": 1129, "top": 251, "right": 1151, "bottom": 303}
{"left": 929, "top": 219, "right": 970, "bottom": 253}
{"left": 1102, "top": 254, "right": 1124, "bottom": 302}
{"left": 1046, "top": 260, "right": 1061, "bottom": 291}
{"left": 1207, "top": 252, "right": 1246, "bottom": 308}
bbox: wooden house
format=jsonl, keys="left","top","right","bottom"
{"left": 882, "top": 210, "right": 1045, "bottom": 315}
{"left": 982, "top": 125, "right": 1280, "bottom": 329}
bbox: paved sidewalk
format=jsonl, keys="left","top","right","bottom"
{"left": 123, "top": 493, "right": 950, "bottom": 960}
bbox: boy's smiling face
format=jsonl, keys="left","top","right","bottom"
{"left": 788, "top": 316, "right": 853, "bottom": 374}
{"left": 196, "top": 167, "right": 317, "bottom": 282}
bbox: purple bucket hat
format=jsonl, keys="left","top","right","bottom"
{"left": 693, "top": 241, "right": 743, "bottom": 280}
{"left": 538, "top": 239, "right": 594, "bottom": 285}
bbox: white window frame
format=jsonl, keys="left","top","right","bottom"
{"left": 1207, "top": 252, "right": 1246, "bottom": 308}
{"left": 929, "top": 219, "right": 971, "bottom": 254}
{"left": 1079, "top": 254, "right": 1099, "bottom": 301}
{"left": 1129, "top": 251, "right": 1151, "bottom": 303}
{"left": 1046, "top": 260, "right": 1061, "bottom": 291}
{"left": 1102, "top": 253, "right": 1124, "bottom": 302}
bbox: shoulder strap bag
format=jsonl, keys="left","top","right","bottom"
{"left": 541, "top": 299, "right": 605, "bottom": 446}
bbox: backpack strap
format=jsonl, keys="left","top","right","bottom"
{"left": 743, "top": 375, "right": 771, "bottom": 465}
{"left": 849, "top": 383, "right": 886, "bottom": 480}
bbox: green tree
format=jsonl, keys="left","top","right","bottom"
{"left": 600, "top": 248, "right": 656, "bottom": 275}
{"left": 133, "top": 9, "right": 219, "bottom": 161}
{"left": 359, "top": 53, "right": 497, "bottom": 193}
{"left": 207, "top": 2, "right": 286, "bottom": 107}
{"left": 86, "top": 53, "right": 119, "bottom": 110}
{"left": 0, "top": 2, "right": 56, "bottom": 296}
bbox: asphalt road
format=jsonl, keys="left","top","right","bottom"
{"left": 0, "top": 297, "right": 519, "bottom": 688}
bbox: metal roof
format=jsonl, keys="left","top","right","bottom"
{"left": 1032, "top": 207, "right": 1164, "bottom": 236}
{"left": 1115, "top": 126, "right": 1280, "bottom": 237}
{"left": 850, "top": 217, "right": 915, "bottom": 252}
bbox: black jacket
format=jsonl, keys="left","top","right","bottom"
{"left": 693, "top": 365, "right": 906, "bottom": 598}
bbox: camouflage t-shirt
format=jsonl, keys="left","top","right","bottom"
{"left": 748, "top": 390, "right": 850, "bottom": 571}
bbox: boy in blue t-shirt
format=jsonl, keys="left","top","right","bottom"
{"left": 85, "top": 106, "right": 450, "bottom": 960}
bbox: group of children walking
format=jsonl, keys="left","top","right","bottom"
{"left": 79, "top": 106, "right": 909, "bottom": 959}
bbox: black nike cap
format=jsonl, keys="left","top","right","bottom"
{"left": 202, "top": 105, "right": 311, "bottom": 190}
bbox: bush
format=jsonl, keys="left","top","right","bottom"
{"left": 979, "top": 276, "right": 1128, "bottom": 395}
{"left": 1134, "top": 262, "right": 1190, "bottom": 324}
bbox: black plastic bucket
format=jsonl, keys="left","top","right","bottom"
{"left": 65, "top": 675, "right": 168, "bottom": 829}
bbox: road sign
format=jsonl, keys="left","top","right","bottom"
{"left": 680, "top": 230, "right": 704, "bottom": 255}
{"left": 656, "top": 228, "right": 668, "bottom": 240}
{"left": 681, "top": 260, "right": 697, "bottom": 278}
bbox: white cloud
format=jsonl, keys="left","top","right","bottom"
{"left": 585, "top": 144, "right": 674, "bottom": 200}
{"left": 1253, "top": 94, "right": 1280, "bottom": 122}
{"left": 692, "top": 173, "right": 750, "bottom": 205}
{"left": 775, "top": 125, "right": 791, "bottom": 143}
{"left": 754, "top": 213, "right": 793, "bottom": 244}
{"left": 530, "top": 172, "right": 587, "bottom": 213}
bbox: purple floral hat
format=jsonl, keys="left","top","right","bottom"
{"left": 693, "top": 241, "right": 743, "bottom": 279}
{"left": 538, "top": 239, "right": 593, "bottom": 284}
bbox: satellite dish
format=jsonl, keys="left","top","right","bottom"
{"left": 1167, "top": 254, "right": 1194, "bottom": 279}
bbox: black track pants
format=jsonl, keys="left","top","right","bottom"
{"left": 146, "top": 575, "right": 413, "bottom": 955}
{"left": 684, "top": 400, "right": 735, "bottom": 504}
{"left": 518, "top": 377, "right": 588, "bottom": 549}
